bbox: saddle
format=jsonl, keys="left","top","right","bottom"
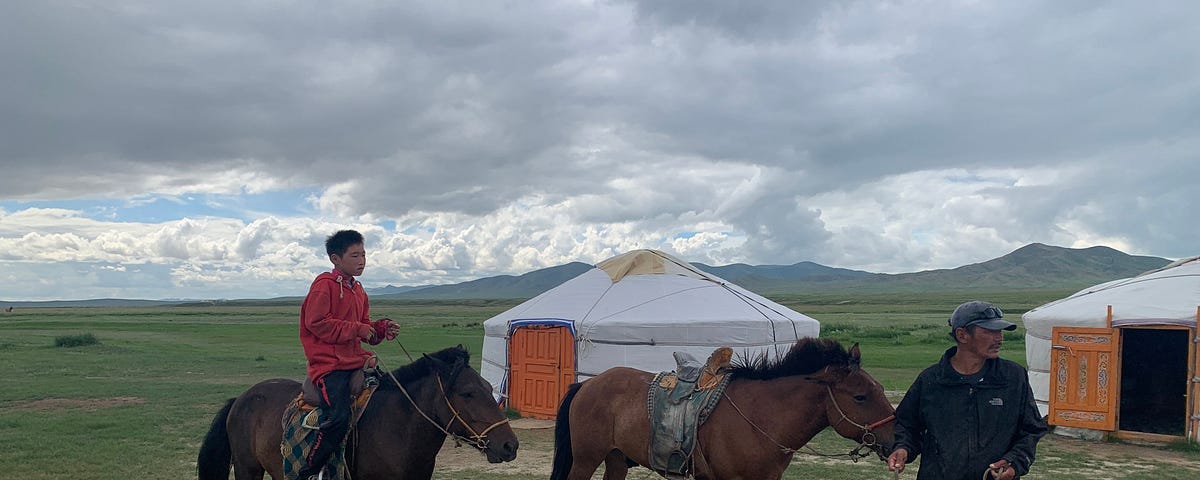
{"left": 300, "top": 369, "right": 367, "bottom": 406}
{"left": 647, "top": 347, "right": 734, "bottom": 479}
{"left": 657, "top": 347, "right": 733, "bottom": 393}
{"left": 299, "top": 357, "right": 377, "bottom": 406}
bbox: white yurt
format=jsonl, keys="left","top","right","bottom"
{"left": 481, "top": 249, "right": 821, "bottom": 419}
{"left": 1023, "top": 256, "right": 1200, "bottom": 441}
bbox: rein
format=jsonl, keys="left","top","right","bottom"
{"left": 723, "top": 382, "right": 894, "bottom": 463}
{"left": 375, "top": 342, "right": 510, "bottom": 452}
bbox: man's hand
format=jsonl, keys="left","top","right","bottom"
{"left": 381, "top": 318, "right": 400, "bottom": 340}
{"left": 887, "top": 448, "right": 908, "bottom": 475}
{"left": 988, "top": 459, "right": 1014, "bottom": 480}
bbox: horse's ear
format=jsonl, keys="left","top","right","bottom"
{"left": 423, "top": 353, "right": 445, "bottom": 368}
{"left": 848, "top": 343, "right": 861, "bottom": 366}
{"left": 456, "top": 343, "right": 465, "bottom": 351}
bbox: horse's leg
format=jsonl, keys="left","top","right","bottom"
{"left": 601, "top": 450, "right": 630, "bottom": 480}
{"left": 565, "top": 448, "right": 606, "bottom": 480}
{"left": 230, "top": 455, "right": 264, "bottom": 480}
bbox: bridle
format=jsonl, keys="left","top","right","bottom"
{"left": 724, "top": 367, "right": 895, "bottom": 462}
{"left": 378, "top": 357, "right": 510, "bottom": 452}
{"left": 823, "top": 384, "right": 896, "bottom": 461}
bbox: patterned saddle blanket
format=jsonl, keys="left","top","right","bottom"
{"left": 647, "top": 347, "right": 733, "bottom": 479}
{"left": 280, "top": 375, "right": 378, "bottom": 480}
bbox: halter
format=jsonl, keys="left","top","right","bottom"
{"left": 432, "top": 374, "right": 511, "bottom": 449}
{"left": 379, "top": 358, "right": 510, "bottom": 452}
{"left": 824, "top": 385, "right": 896, "bottom": 460}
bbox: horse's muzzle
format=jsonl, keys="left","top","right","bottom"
{"left": 484, "top": 439, "right": 519, "bottom": 463}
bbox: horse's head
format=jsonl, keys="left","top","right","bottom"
{"left": 804, "top": 343, "right": 896, "bottom": 461}
{"left": 426, "top": 345, "right": 519, "bottom": 463}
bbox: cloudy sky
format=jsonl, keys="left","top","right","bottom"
{"left": 2, "top": 0, "right": 1197, "bottom": 301}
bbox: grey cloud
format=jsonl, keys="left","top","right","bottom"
{"left": 2, "top": 0, "right": 1198, "bottom": 277}
{"left": 625, "top": 0, "right": 832, "bottom": 41}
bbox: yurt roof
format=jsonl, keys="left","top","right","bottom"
{"left": 1023, "top": 256, "right": 1200, "bottom": 337}
{"left": 483, "top": 249, "right": 818, "bottom": 332}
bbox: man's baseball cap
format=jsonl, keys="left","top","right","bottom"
{"left": 948, "top": 300, "right": 1016, "bottom": 334}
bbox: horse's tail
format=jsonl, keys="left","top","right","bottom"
{"left": 197, "top": 398, "right": 236, "bottom": 480}
{"left": 549, "top": 382, "right": 584, "bottom": 480}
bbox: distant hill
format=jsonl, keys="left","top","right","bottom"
{"left": 0, "top": 244, "right": 1173, "bottom": 305}
{"left": 0, "top": 298, "right": 178, "bottom": 308}
{"left": 366, "top": 284, "right": 432, "bottom": 296}
{"left": 373, "top": 262, "right": 594, "bottom": 300}
{"left": 694, "top": 261, "right": 874, "bottom": 293}
{"left": 386, "top": 243, "right": 1172, "bottom": 299}
{"left": 861, "top": 243, "right": 1171, "bottom": 291}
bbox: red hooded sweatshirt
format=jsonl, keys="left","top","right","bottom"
{"left": 299, "top": 270, "right": 389, "bottom": 381}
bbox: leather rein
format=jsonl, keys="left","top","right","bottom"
{"left": 377, "top": 352, "right": 510, "bottom": 451}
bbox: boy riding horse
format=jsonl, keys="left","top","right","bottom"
{"left": 297, "top": 230, "right": 399, "bottom": 480}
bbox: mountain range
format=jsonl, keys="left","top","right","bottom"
{"left": 369, "top": 243, "right": 1171, "bottom": 299}
{"left": 0, "top": 243, "right": 1173, "bottom": 307}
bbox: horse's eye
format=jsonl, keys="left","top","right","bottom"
{"left": 853, "top": 395, "right": 868, "bottom": 403}
{"left": 461, "top": 392, "right": 474, "bottom": 399}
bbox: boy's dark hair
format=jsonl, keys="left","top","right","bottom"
{"left": 325, "top": 230, "right": 364, "bottom": 256}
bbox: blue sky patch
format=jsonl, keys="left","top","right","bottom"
{"left": 0, "top": 188, "right": 320, "bottom": 223}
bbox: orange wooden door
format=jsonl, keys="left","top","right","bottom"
{"left": 508, "top": 325, "right": 575, "bottom": 419}
{"left": 1048, "top": 326, "right": 1119, "bottom": 430}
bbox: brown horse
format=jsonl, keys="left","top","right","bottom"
{"left": 550, "top": 338, "right": 895, "bottom": 480}
{"left": 197, "top": 345, "right": 518, "bottom": 480}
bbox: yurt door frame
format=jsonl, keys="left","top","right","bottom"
{"left": 506, "top": 322, "right": 576, "bottom": 420}
{"left": 1193, "top": 310, "right": 1200, "bottom": 443}
{"left": 1048, "top": 322, "right": 1198, "bottom": 442}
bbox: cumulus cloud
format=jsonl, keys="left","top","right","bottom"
{"left": 1, "top": 1, "right": 1197, "bottom": 300}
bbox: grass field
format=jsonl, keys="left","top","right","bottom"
{"left": 0, "top": 292, "right": 1196, "bottom": 479}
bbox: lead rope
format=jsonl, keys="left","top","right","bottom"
{"left": 723, "top": 387, "right": 892, "bottom": 463}
{"left": 722, "top": 392, "right": 799, "bottom": 455}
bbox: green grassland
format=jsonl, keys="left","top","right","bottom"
{"left": 0, "top": 292, "right": 1196, "bottom": 479}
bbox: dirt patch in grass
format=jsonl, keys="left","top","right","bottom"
{"left": 1045, "top": 435, "right": 1198, "bottom": 467}
{"left": 4, "top": 396, "right": 146, "bottom": 412}
{"left": 431, "top": 422, "right": 1200, "bottom": 480}
{"left": 434, "top": 424, "right": 557, "bottom": 477}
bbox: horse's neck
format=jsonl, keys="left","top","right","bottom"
{"left": 353, "top": 376, "right": 450, "bottom": 474}
{"left": 382, "top": 375, "right": 449, "bottom": 437}
{"left": 728, "top": 377, "right": 828, "bottom": 446}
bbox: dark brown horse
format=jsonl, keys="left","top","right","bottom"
{"left": 198, "top": 345, "right": 518, "bottom": 480}
{"left": 550, "top": 338, "right": 895, "bottom": 480}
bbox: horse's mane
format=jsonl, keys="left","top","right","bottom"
{"left": 378, "top": 345, "right": 471, "bottom": 390}
{"left": 730, "top": 337, "right": 850, "bottom": 380}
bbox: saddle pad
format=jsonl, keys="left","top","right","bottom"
{"left": 280, "top": 383, "right": 378, "bottom": 480}
{"left": 646, "top": 370, "right": 732, "bottom": 477}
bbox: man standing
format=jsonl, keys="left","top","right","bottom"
{"left": 888, "top": 301, "right": 1047, "bottom": 479}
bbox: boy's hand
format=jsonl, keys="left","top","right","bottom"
{"left": 381, "top": 318, "right": 400, "bottom": 340}
{"left": 359, "top": 325, "right": 377, "bottom": 343}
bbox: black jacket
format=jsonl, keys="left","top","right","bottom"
{"left": 893, "top": 347, "right": 1048, "bottom": 480}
